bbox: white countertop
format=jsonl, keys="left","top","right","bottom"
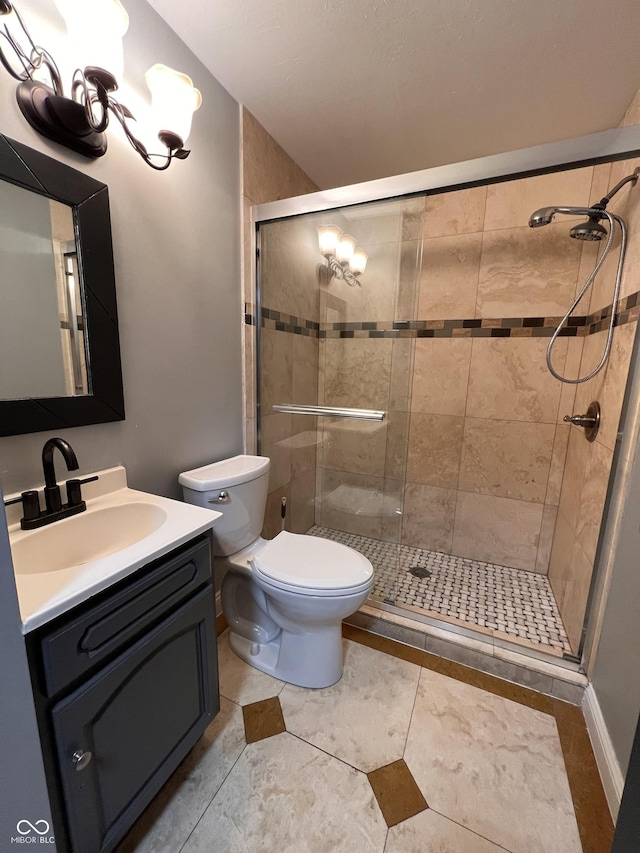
{"left": 6, "top": 466, "right": 221, "bottom": 634}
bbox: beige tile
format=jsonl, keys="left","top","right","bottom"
{"left": 217, "top": 630, "right": 284, "bottom": 705}
{"left": 595, "top": 320, "right": 636, "bottom": 451}
{"left": 367, "top": 759, "right": 427, "bottom": 827}
{"left": 467, "top": 338, "right": 565, "bottom": 423}
{"left": 406, "top": 413, "right": 464, "bottom": 488}
{"left": 261, "top": 412, "right": 292, "bottom": 492}
{"left": 459, "top": 418, "right": 554, "bottom": 503}
{"left": 418, "top": 233, "right": 482, "bottom": 319}
{"left": 260, "top": 216, "right": 320, "bottom": 322}
{"left": 290, "top": 416, "right": 319, "bottom": 478}
{"left": 484, "top": 167, "right": 594, "bottom": 231}
{"left": 559, "top": 537, "right": 594, "bottom": 654}
{"left": 280, "top": 639, "right": 420, "bottom": 772}
{"left": 244, "top": 417, "right": 256, "bottom": 455}
{"left": 290, "top": 470, "right": 316, "bottom": 534}
{"left": 575, "top": 439, "right": 613, "bottom": 564}
{"left": 547, "top": 509, "right": 574, "bottom": 609}
{"left": 292, "top": 334, "right": 319, "bottom": 406}
{"left": 477, "top": 223, "right": 582, "bottom": 318}
{"left": 323, "top": 417, "right": 388, "bottom": 477}
{"left": 535, "top": 504, "right": 558, "bottom": 575}
{"left": 322, "top": 338, "right": 392, "bottom": 410}
{"left": 319, "top": 468, "right": 384, "bottom": 539}
{"left": 404, "top": 668, "right": 582, "bottom": 853}
{"left": 545, "top": 424, "right": 570, "bottom": 506}
{"left": 384, "top": 410, "right": 410, "bottom": 480}
{"left": 182, "top": 732, "right": 387, "bottom": 853}
{"left": 558, "top": 337, "right": 583, "bottom": 422}
{"left": 556, "top": 426, "right": 588, "bottom": 534}
{"left": 452, "top": 491, "right": 543, "bottom": 571}
{"left": 573, "top": 331, "right": 606, "bottom": 415}
{"left": 386, "top": 808, "right": 507, "bottom": 853}
{"left": 380, "top": 478, "right": 404, "bottom": 543}
{"left": 242, "top": 108, "right": 319, "bottom": 205}
{"left": 260, "top": 326, "right": 293, "bottom": 414}
{"left": 389, "top": 338, "right": 415, "bottom": 410}
{"left": 423, "top": 186, "right": 487, "bottom": 238}
{"left": 401, "top": 482, "right": 457, "bottom": 552}
{"left": 411, "top": 338, "right": 471, "bottom": 416}
{"left": 242, "top": 696, "right": 286, "bottom": 743}
{"left": 396, "top": 240, "right": 422, "bottom": 321}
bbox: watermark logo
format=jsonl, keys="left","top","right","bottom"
{"left": 11, "top": 820, "right": 54, "bottom": 844}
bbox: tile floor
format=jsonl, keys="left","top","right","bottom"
{"left": 309, "top": 525, "right": 572, "bottom": 655}
{"left": 118, "top": 626, "right": 612, "bottom": 853}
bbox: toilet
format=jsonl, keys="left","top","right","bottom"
{"left": 179, "top": 455, "right": 374, "bottom": 688}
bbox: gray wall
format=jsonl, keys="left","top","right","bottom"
{"left": 0, "top": 0, "right": 242, "bottom": 846}
{"left": 0, "top": 0, "right": 243, "bottom": 498}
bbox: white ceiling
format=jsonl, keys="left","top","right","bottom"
{"left": 147, "top": 0, "right": 640, "bottom": 190}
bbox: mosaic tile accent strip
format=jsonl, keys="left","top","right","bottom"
{"left": 245, "top": 290, "right": 640, "bottom": 339}
{"left": 308, "top": 525, "right": 572, "bottom": 655}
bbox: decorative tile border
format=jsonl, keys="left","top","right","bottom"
{"left": 245, "top": 290, "right": 640, "bottom": 339}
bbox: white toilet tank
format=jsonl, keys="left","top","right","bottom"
{"left": 179, "top": 455, "right": 270, "bottom": 556}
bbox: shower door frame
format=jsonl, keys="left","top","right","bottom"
{"left": 253, "top": 124, "right": 640, "bottom": 672}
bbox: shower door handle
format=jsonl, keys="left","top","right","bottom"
{"left": 272, "top": 404, "right": 385, "bottom": 421}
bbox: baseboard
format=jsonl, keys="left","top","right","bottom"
{"left": 582, "top": 684, "right": 625, "bottom": 821}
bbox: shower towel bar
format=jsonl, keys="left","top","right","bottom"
{"left": 272, "top": 404, "right": 386, "bottom": 421}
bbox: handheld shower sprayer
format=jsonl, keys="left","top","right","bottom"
{"left": 528, "top": 167, "right": 640, "bottom": 384}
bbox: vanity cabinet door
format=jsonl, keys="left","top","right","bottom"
{"left": 50, "top": 585, "right": 218, "bottom": 853}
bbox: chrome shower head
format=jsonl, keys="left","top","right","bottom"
{"left": 528, "top": 207, "right": 558, "bottom": 228}
{"left": 569, "top": 215, "right": 608, "bottom": 241}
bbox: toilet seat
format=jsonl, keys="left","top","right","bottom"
{"left": 251, "top": 531, "right": 373, "bottom": 596}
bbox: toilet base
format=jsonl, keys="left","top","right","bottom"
{"left": 228, "top": 622, "right": 344, "bottom": 689}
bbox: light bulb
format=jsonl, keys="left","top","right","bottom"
{"left": 336, "top": 233, "right": 356, "bottom": 264}
{"left": 317, "top": 225, "right": 342, "bottom": 257}
{"left": 145, "top": 63, "right": 202, "bottom": 145}
{"left": 54, "top": 0, "right": 129, "bottom": 84}
{"left": 350, "top": 248, "right": 368, "bottom": 275}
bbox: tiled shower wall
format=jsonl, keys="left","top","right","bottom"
{"left": 315, "top": 167, "right": 638, "bottom": 597}
{"left": 239, "top": 107, "right": 320, "bottom": 537}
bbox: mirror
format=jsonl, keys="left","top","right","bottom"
{"left": 0, "top": 134, "right": 124, "bottom": 436}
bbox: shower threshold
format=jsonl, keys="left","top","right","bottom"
{"left": 308, "top": 526, "right": 572, "bottom": 658}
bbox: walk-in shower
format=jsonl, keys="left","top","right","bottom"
{"left": 251, "top": 134, "right": 640, "bottom": 670}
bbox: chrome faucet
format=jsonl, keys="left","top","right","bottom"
{"left": 3, "top": 437, "right": 98, "bottom": 530}
{"left": 42, "top": 437, "right": 79, "bottom": 513}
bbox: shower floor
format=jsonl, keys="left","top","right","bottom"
{"left": 308, "top": 526, "right": 572, "bottom": 657}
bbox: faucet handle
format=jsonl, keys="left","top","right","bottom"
{"left": 66, "top": 475, "right": 99, "bottom": 507}
{"left": 3, "top": 490, "right": 41, "bottom": 522}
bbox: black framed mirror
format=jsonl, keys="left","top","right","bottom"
{"left": 0, "top": 134, "right": 124, "bottom": 436}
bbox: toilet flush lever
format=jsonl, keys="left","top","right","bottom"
{"left": 208, "top": 491, "right": 230, "bottom": 504}
{"left": 563, "top": 400, "right": 600, "bottom": 442}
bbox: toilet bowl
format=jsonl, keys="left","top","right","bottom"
{"left": 179, "top": 455, "right": 373, "bottom": 688}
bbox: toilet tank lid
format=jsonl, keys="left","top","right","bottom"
{"left": 179, "top": 455, "right": 270, "bottom": 490}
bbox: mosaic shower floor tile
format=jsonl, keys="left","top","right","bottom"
{"left": 308, "top": 525, "right": 572, "bottom": 656}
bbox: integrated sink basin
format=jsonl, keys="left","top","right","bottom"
{"left": 6, "top": 466, "right": 221, "bottom": 633}
{"left": 12, "top": 502, "right": 168, "bottom": 574}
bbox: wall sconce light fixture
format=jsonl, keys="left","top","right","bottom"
{"left": 0, "top": 1, "right": 202, "bottom": 170}
{"left": 317, "top": 225, "right": 367, "bottom": 287}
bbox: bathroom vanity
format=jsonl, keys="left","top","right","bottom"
{"left": 6, "top": 466, "right": 222, "bottom": 853}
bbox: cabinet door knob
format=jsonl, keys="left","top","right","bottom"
{"left": 72, "top": 749, "right": 92, "bottom": 771}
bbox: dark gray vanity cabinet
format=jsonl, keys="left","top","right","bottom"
{"left": 27, "top": 534, "right": 219, "bottom": 853}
